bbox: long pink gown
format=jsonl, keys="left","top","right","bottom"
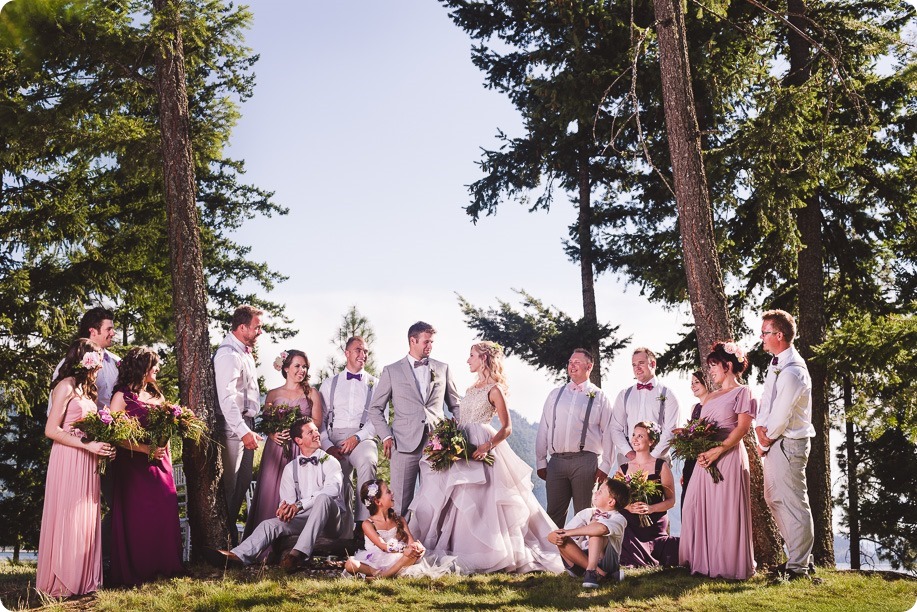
{"left": 109, "top": 389, "right": 184, "bottom": 586}
{"left": 36, "top": 396, "right": 103, "bottom": 597}
{"left": 679, "top": 385, "right": 756, "bottom": 579}
{"left": 242, "top": 396, "right": 309, "bottom": 541}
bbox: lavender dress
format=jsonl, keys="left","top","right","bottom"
{"left": 242, "top": 396, "right": 310, "bottom": 541}
{"left": 109, "top": 389, "right": 184, "bottom": 586}
{"left": 679, "top": 386, "right": 756, "bottom": 579}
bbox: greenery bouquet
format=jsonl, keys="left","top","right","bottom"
{"left": 144, "top": 403, "right": 208, "bottom": 461}
{"left": 255, "top": 402, "right": 303, "bottom": 460}
{"left": 71, "top": 408, "right": 143, "bottom": 474}
{"left": 614, "top": 469, "right": 662, "bottom": 527}
{"left": 423, "top": 418, "right": 494, "bottom": 471}
{"left": 671, "top": 417, "right": 725, "bottom": 484}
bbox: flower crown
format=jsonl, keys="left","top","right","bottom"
{"left": 722, "top": 341, "right": 747, "bottom": 363}
{"left": 642, "top": 421, "right": 662, "bottom": 443}
{"left": 273, "top": 351, "right": 289, "bottom": 371}
{"left": 363, "top": 482, "right": 379, "bottom": 508}
{"left": 73, "top": 351, "right": 103, "bottom": 372}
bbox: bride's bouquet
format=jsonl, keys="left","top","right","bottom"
{"left": 144, "top": 403, "right": 208, "bottom": 461}
{"left": 671, "top": 417, "right": 725, "bottom": 484}
{"left": 614, "top": 470, "right": 661, "bottom": 527}
{"left": 71, "top": 408, "right": 143, "bottom": 474}
{"left": 423, "top": 418, "right": 494, "bottom": 471}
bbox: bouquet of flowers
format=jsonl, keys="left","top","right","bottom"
{"left": 614, "top": 470, "right": 662, "bottom": 527}
{"left": 255, "top": 402, "right": 303, "bottom": 459}
{"left": 670, "top": 417, "right": 725, "bottom": 484}
{"left": 71, "top": 408, "right": 143, "bottom": 474}
{"left": 144, "top": 403, "right": 208, "bottom": 461}
{"left": 423, "top": 418, "right": 494, "bottom": 471}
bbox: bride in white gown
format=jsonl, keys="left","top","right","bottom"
{"left": 408, "top": 341, "right": 563, "bottom": 574}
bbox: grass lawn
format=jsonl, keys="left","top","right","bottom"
{"left": 2, "top": 560, "right": 915, "bottom": 611}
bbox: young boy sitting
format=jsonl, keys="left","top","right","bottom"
{"left": 547, "top": 477, "right": 630, "bottom": 588}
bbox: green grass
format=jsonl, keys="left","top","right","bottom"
{"left": 2, "top": 561, "right": 915, "bottom": 611}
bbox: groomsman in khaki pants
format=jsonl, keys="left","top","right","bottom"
{"left": 321, "top": 336, "right": 379, "bottom": 537}
{"left": 370, "top": 321, "right": 461, "bottom": 516}
{"left": 756, "top": 309, "right": 815, "bottom": 580}
{"left": 535, "top": 349, "right": 616, "bottom": 529}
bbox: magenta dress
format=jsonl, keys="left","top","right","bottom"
{"left": 242, "top": 396, "right": 310, "bottom": 541}
{"left": 619, "top": 459, "right": 680, "bottom": 567}
{"left": 679, "top": 386, "right": 756, "bottom": 579}
{"left": 109, "top": 389, "right": 184, "bottom": 586}
{"left": 36, "top": 396, "right": 103, "bottom": 597}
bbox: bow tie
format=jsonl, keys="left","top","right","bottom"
{"left": 637, "top": 382, "right": 654, "bottom": 391}
{"left": 346, "top": 372, "right": 362, "bottom": 381}
{"left": 771, "top": 356, "right": 779, "bottom": 366}
{"left": 413, "top": 358, "right": 429, "bottom": 368}
{"left": 244, "top": 345, "right": 252, "bottom": 354}
{"left": 299, "top": 456, "right": 318, "bottom": 466}
{"left": 103, "top": 352, "right": 110, "bottom": 363}
{"left": 592, "top": 510, "right": 610, "bottom": 520}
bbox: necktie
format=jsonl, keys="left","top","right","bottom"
{"left": 637, "top": 382, "right": 654, "bottom": 391}
{"left": 771, "top": 356, "right": 779, "bottom": 366}
{"left": 299, "top": 456, "right": 318, "bottom": 466}
{"left": 346, "top": 372, "right": 362, "bottom": 381}
{"left": 414, "top": 358, "right": 429, "bottom": 368}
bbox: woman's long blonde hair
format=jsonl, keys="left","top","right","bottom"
{"left": 473, "top": 341, "right": 507, "bottom": 390}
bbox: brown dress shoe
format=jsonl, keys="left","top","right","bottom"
{"left": 280, "top": 551, "right": 306, "bottom": 574}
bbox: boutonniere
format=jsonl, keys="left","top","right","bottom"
{"left": 774, "top": 368, "right": 782, "bottom": 377}
{"left": 430, "top": 369, "right": 437, "bottom": 383}
{"left": 656, "top": 393, "right": 667, "bottom": 402}
{"left": 367, "top": 378, "right": 375, "bottom": 388}
{"left": 319, "top": 453, "right": 330, "bottom": 464}
{"left": 587, "top": 391, "right": 596, "bottom": 399}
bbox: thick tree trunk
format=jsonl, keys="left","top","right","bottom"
{"left": 844, "top": 376, "right": 859, "bottom": 569}
{"left": 786, "top": 0, "right": 834, "bottom": 567}
{"left": 651, "top": 0, "right": 782, "bottom": 565}
{"left": 152, "top": 0, "right": 230, "bottom": 556}
{"left": 577, "top": 158, "right": 601, "bottom": 386}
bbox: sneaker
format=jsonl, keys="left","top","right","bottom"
{"left": 582, "top": 569, "right": 600, "bottom": 588}
{"left": 561, "top": 558, "right": 578, "bottom": 578}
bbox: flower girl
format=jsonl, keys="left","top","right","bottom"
{"left": 344, "top": 480, "right": 427, "bottom": 578}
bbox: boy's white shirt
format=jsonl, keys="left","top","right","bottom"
{"left": 564, "top": 506, "right": 627, "bottom": 554}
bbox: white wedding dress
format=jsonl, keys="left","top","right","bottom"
{"left": 408, "top": 384, "right": 563, "bottom": 574}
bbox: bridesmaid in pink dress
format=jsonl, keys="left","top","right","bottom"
{"left": 679, "top": 341, "right": 756, "bottom": 580}
{"left": 37, "top": 339, "right": 116, "bottom": 598}
{"left": 242, "top": 349, "right": 321, "bottom": 545}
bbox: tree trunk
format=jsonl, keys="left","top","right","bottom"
{"left": 152, "top": 0, "right": 230, "bottom": 556}
{"left": 13, "top": 542, "right": 19, "bottom": 564}
{"left": 651, "top": 0, "right": 783, "bottom": 565}
{"left": 577, "top": 156, "right": 601, "bottom": 386}
{"left": 786, "top": 0, "right": 834, "bottom": 567}
{"left": 844, "top": 375, "right": 860, "bottom": 569}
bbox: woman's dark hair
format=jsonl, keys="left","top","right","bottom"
{"left": 50, "top": 338, "right": 102, "bottom": 402}
{"left": 360, "top": 479, "right": 408, "bottom": 544}
{"left": 114, "top": 347, "right": 163, "bottom": 399}
{"left": 706, "top": 341, "right": 748, "bottom": 376}
{"left": 691, "top": 370, "right": 708, "bottom": 389}
{"left": 280, "top": 349, "right": 313, "bottom": 400}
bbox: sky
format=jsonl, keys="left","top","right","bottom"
{"left": 225, "top": 0, "right": 722, "bottom": 425}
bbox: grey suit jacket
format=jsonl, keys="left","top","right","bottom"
{"left": 369, "top": 356, "right": 460, "bottom": 454}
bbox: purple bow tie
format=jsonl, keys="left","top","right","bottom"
{"left": 299, "top": 456, "right": 318, "bottom": 466}
{"left": 637, "top": 382, "right": 653, "bottom": 391}
{"left": 771, "top": 356, "right": 779, "bottom": 366}
{"left": 592, "top": 510, "right": 610, "bottom": 520}
{"left": 414, "top": 358, "right": 429, "bottom": 368}
{"left": 346, "top": 372, "right": 362, "bottom": 381}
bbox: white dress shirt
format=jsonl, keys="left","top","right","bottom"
{"left": 278, "top": 449, "right": 345, "bottom": 513}
{"left": 213, "top": 332, "right": 260, "bottom": 438}
{"left": 319, "top": 368, "right": 378, "bottom": 448}
{"left": 756, "top": 346, "right": 815, "bottom": 441}
{"left": 50, "top": 349, "right": 120, "bottom": 412}
{"left": 535, "top": 381, "right": 616, "bottom": 474}
{"left": 610, "top": 376, "right": 680, "bottom": 460}
{"left": 407, "top": 354, "right": 430, "bottom": 402}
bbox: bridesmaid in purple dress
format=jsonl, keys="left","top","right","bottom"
{"left": 242, "top": 349, "right": 322, "bottom": 544}
{"left": 109, "top": 347, "right": 184, "bottom": 586}
{"left": 679, "top": 341, "right": 756, "bottom": 580}
{"left": 37, "top": 339, "right": 115, "bottom": 597}
{"left": 680, "top": 371, "right": 709, "bottom": 509}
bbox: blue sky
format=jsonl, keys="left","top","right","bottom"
{"left": 226, "top": 0, "right": 707, "bottom": 423}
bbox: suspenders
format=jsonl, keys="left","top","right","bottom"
{"left": 624, "top": 384, "right": 667, "bottom": 428}
{"left": 550, "top": 386, "right": 597, "bottom": 453}
{"left": 327, "top": 373, "right": 373, "bottom": 434}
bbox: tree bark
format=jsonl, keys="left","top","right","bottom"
{"left": 651, "top": 0, "right": 783, "bottom": 565}
{"left": 577, "top": 156, "right": 602, "bottom": 386}
{"left": 844, "top": 375, "right": 860, "bottom": 569}
{"left": 785, "top": 0, "right": 834, "bottom": 567}
{"left": 152, "top": 0, "right": 230, "bottom": 556}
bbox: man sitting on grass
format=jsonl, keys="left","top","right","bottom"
{"left": 547, "top": 477, "right": 629, "bottom": 588}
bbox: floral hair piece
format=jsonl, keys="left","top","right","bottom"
{"left": 722, "top": 341, "right": 746, "bottom": 363}
{"left": 642, "top": 421, "right": 662, "bottom": 444}
{"left": 74, "top": 351, "right": 103, "bottom": 372}
{"left": 364, "top": 482, "right": 380, "bottom": 508}
{"left": 273, "top": 351, "right": 289, "bottom": 371}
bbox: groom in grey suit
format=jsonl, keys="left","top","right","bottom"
{"left": 369, "top": 321, "right": 461, "bottom": 515}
